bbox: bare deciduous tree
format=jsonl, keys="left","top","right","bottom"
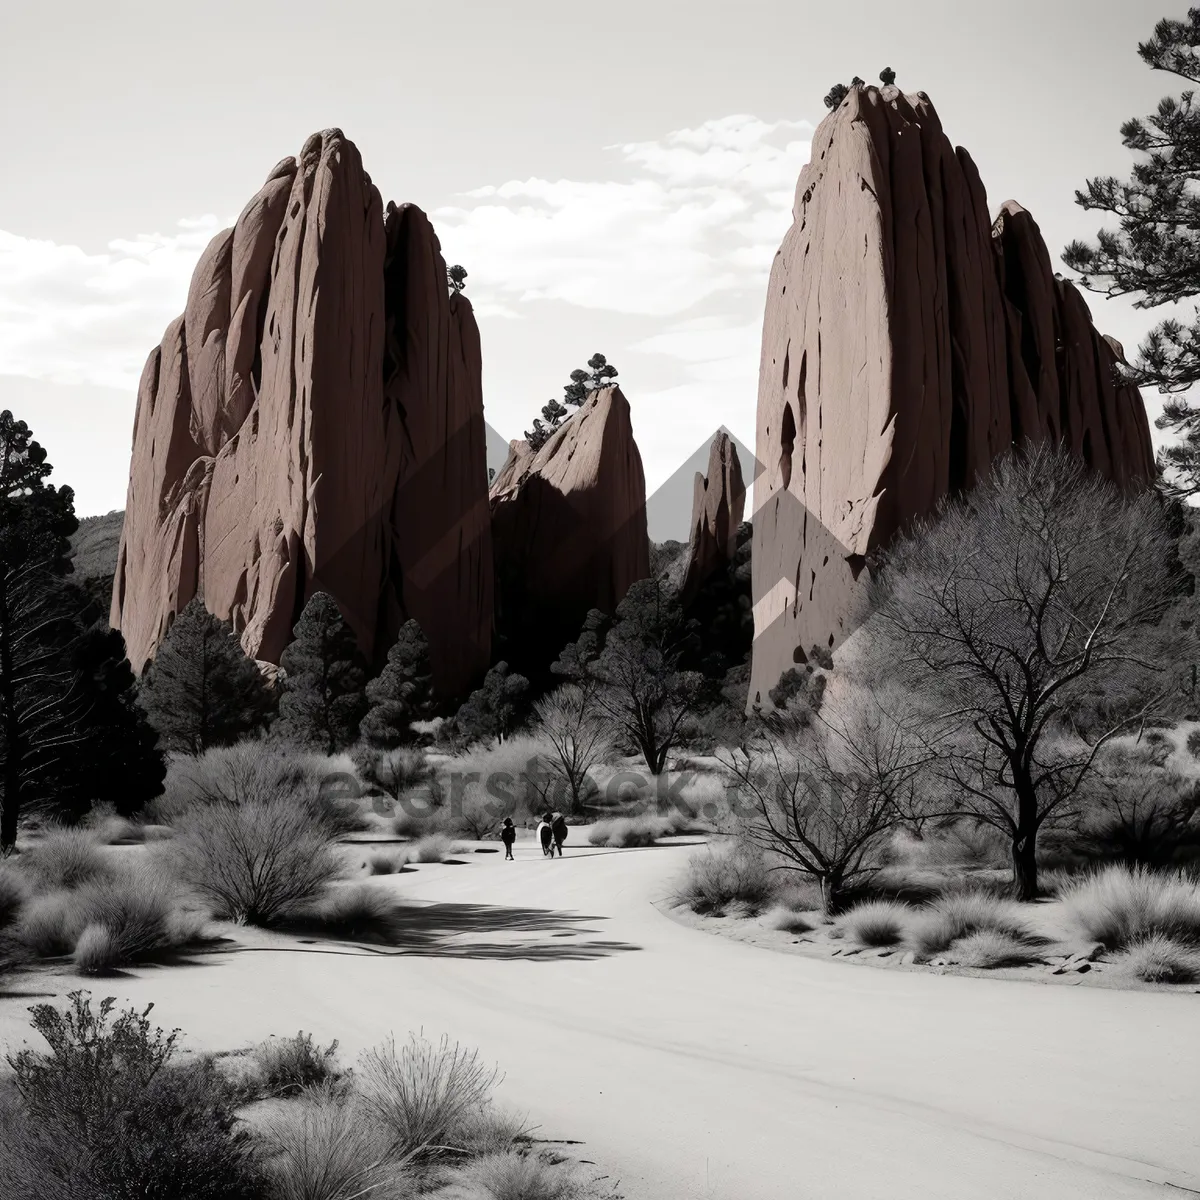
{"left": 721, "top": 697, "right": 930, "bottom": 913}
{"left": 862, "top": 445, "right": 1183, "bottom": 899}
{"left": 533, "top": 685, "right": 611, "bottom": 814}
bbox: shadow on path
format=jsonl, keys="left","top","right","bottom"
{"left": 225, "top": 901, "right": 642, "bottom": 963}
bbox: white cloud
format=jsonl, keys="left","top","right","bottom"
{"left": 435, "top": 116, "right": 812, "bottom": 321}
{"left": 0, "top": 217, "right": 224, "bottom": 390}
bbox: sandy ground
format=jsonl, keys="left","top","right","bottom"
{"left": 1, "top": 834, "right": 1198, "bottom": 1200}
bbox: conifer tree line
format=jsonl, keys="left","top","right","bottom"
{"left": 0, "top": 411, "right": 164, "bottom": 849}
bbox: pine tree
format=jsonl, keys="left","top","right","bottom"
{"left": 47, "top": 624, "right": 165, "bottom": 821}
{"left": 0, "top": 411, "right": 80, "bottom": 848}
{"left": 360, "top": 619, "right": 437, "bottom": 748}
{"left": 453, "top": 662, "right": 529, "bottom": 744}
{"left": 138, "top": 598, "right": 276, "bottom": 755}
{"left": 526, "top": 355, "right": 619, "bottom": 448}
{"left": 274, "top": 592, "right": 368, "bottom": 754}
{"left": 1064, "top": 9, "right": 1200, "bottom": 494}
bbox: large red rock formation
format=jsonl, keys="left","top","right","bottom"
{"left": 112, "top": 130, "right": 492, "bottom": 697}
{"left": 749, "top": 86, "right": 1155, "bottom": 709}
{"left": 489, "top": 386, "right": 650, "bottom": 675}
{"left": 680, "top": 431, "right": 746, "bottom": 605}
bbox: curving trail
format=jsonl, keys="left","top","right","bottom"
{"left": 2, "top": 838, "right": 1197, "bottom": 1199}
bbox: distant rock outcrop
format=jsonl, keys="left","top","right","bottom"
{"left": 750, "top": 86, "right": 1156, "bottom": 709}
{"left": 680, "top": 431, "right": 746, "bottom": 605}
{"left": 489, "top": 386, "right": 650, "bottom": 677}
{"left": 112, "top": 130, "right": 492, "bottom": 697}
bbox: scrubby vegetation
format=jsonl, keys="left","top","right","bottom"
{"left": 0, "top": 993, "right": 592, "bottom": 1200}
{"left": 671, "top": 841, "right": 776, "bottom": 915}
{"left": 836, "top": 899, "right": 911, "bottom": 947}
{"left": 1059, "top": 865, "right": 1200, "bottom": 950}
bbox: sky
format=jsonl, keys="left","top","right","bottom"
{"left": 0, "top": 0, "right": 1179, "bottom": 528}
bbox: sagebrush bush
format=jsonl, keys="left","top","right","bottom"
{"left": 911, "top": 891, "right": 1035, "bottom": 957}
{"left": 168, "top": 797, "right": 345, "bottom": 926}
{"left": 250, "top": 1031, "right": 341, "bottom": 1099}
{"left": 672, "top": 842, "right": 775, "bottom": 915}
{"left": 439, "top": 1150, "right": 584, "bottom": 1200}
{"left": 4, "top": 991, "right": 260, "bottom": 1200}
{"left": 836, "top": 899, "right": 912, "bottom": 947}
{"left": 1112, "top": 934, "right": 1200, "bottom": 983}
{"left": 587, "top": 811, "right": 689, "bottom": 848}
{"left": 17, "top": 828, "right": 112, "bottom": 890}
{"left": 152, "top": 744, "right": 367, "bottom": 836}
{"left": 357, "top": 1033, "right": 502, "bottom": 1158}
{"left": 257, "top": 1082, "right": 415, "bottom": 1200}
{"left": 951, "top": 929, "right": 1045, "bottom": 969}
{"left": 1060, "top": 865, "right": 1200, "bottom": 949}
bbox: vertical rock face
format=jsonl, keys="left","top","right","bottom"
{"left": 489, "top": 386, "right": 650, "bottom": 677}
{"left": 749, "top": 86, "right": 1155, "bottom": 710}
{"left": 680, "top": 431, "right": 746, "bottom": 606}
{"left": 112, "top": 131, "right": 492, "bottom": 697}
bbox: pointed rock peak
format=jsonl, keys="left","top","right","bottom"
{"left": 490, "top": 383, "right": 649, "bottom": 684}
{"left": 111, "top": 132, "right": 492, "bottom": 698}
{"left": 681, "top": 431, "right": 746, "bottom": 606}
{"left": 749, "top": 85, "right": 1156, "bottom": 711}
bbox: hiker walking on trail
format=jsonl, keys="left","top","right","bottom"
{"left": 500, "top": 817, "right": 516, "bottom": 861}
{"left": 536, "top": 816, "right": 554, "bottom": 857}
{"left": 551, "top": 811, "right": 568, "bottom": 857}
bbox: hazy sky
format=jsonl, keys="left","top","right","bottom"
{"left": 0, "top": 0, "right": 1178, "bottom": 521}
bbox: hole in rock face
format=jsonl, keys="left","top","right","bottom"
{"left": 780, "top": 403, "right": 796, "bottom": 490}
{"left": 793, "top": 645, "right": 809, "bottom": 664}
{"left": 846, "top": 554, "right": 867, "bottom": 581}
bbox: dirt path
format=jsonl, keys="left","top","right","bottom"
{"left": 2, "top": 837, "right": 1197, "bottom": 1199}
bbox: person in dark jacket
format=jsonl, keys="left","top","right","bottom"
{"left": 550, "top": 811, "right": 568, "bottom": 856}
{"left": 500, "top": 817, "right": 516, "bottom": 860}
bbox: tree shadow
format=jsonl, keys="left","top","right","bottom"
{"left": 240, "top": 901, "right": 641, "bottom": 962}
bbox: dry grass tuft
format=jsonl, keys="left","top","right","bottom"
{"left": 950, "top": 929, "right": 1045, "bottom": 969}
{"left": 764, "top": 906, "right": 815, "bottom": 934}
{"left": 1060, "top": 865, "right": 1200, "bottom": 950}
{"left": 837, "top": 899, "right": 913, "bottom": 947}
{"left": 17, "top": 829, "right": 113, "bottom": 891}
{"left": 257, "top": 1082, "right": 415, "bottom": 1200}
{"left": 438, "top": 1150, "right": 584, "bottom": 1200}
{"left": 366, "top": 850, "right": 408, "bottom": 875}
{"left": 357, "top": 1033, "right": 502, "bottom": 1158}
{"left": 1111, "top": 934, "right": 1200, "bottom": 984}
{"left": 911, "top": 891, "right": 1035, "bottom": 957}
